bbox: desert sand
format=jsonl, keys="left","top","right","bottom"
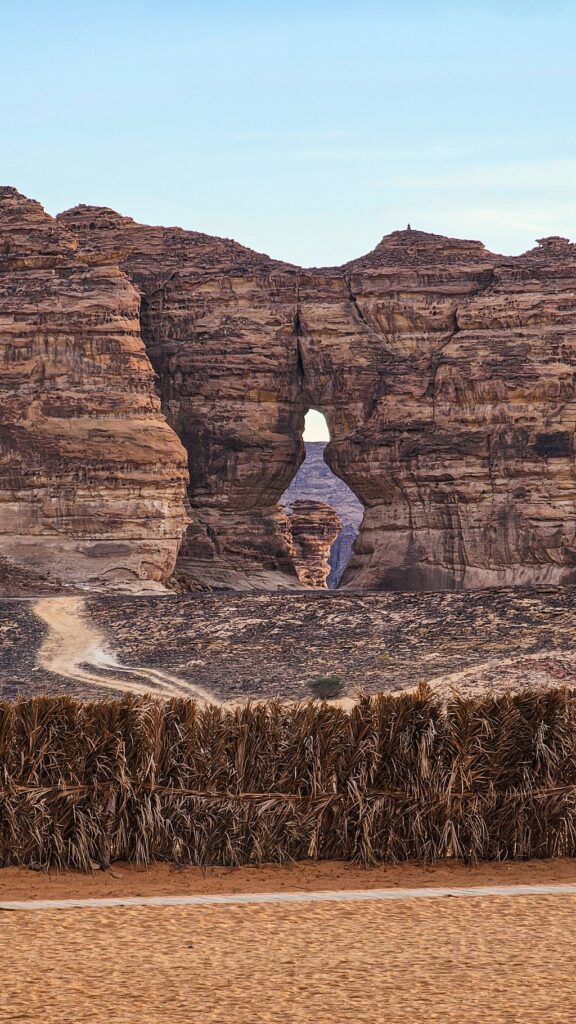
{"left": 2, "top": 889, "right": 576, "bottom": 1022}
{"left": 3, "top": 857, "right": 576, "bottom": 901}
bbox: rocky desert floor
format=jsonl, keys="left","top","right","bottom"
{"left": 2, "top": 586, "right": 576, "bottom": 701}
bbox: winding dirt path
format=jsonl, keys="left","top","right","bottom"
{"left": 33, "top": 596, "right": 217, "bottom": 702}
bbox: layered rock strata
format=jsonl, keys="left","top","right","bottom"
{"left": 57, "top": 203, "right": 576, "bottom": 592}
{"left": 59, "top": 203, "right": 306, "bottom": 588}
{"left": 0, "top": 188, "right": 188, "bottom": 590}
{"left": 283, "top": 500, "right": 341, "bottom": 588}
{"left": 338, "top": 232, "right": 576, "bottom": 590}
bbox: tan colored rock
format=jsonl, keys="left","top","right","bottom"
{"left": 283, "top": 500, "right": 341, "bottom": 589}
{"left": 0, "top": 188, "right": 189, "bottom": 591}
{"left": 338, "top": 231, "right": 576, "bottom": 589}
{"left": 59, "top": 203, "right": 305, "bottom": 588}
{"left": 58, "top": 204, "right": 576, "bottom": 592}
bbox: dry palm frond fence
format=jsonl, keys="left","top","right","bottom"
{"left": 2, "top": 687, "right": 576, "bottom": 869}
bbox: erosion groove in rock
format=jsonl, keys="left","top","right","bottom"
{"left": 13, "top": 199, "right": 572, "bottom": 593}
{"left": 0, "top": 188, "right": 189, "bottom": 591}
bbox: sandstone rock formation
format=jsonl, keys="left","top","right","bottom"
{"left": 58, "top": 203, "right": 305, "bottom": 589}
{"left": 337, "top": 231, "right": 576, "bottom": 590}
{"left": 283, "top": 500, "right": 341, "bottom": 588}
{"left": 0, "top": 188, "right": 189, "bottom": 591}
{"left": 53, "top": 204, "right": 576, "bottom": 592}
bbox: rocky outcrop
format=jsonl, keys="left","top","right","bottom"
{"left": 283, "top": 500, "right": 341, "bottom": 588}
{"left": 282, "top": 441, "right": 364, "bottom": 587}
{"left": 0, "top": 188, "right": 189, "bottom": 591}
{"left": 337, "top": 231, "right": 576, "bottom": 590}
{"left": 282, "top": 443, "right": 364, "bottom": 528}
{"left": 57, "top": 203, "right": 576, "bottom": 592}
{"left": 58, "top": 203, "right": 306, "bottom": 589}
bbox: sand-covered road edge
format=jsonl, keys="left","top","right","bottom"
{"left": 3, "top": 857, "right": 576, "bottom": 903}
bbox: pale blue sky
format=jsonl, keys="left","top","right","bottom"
{"left": 1, "top": 1, "right": 575, "bottom": 271}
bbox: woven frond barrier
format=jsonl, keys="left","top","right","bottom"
{"left": 2, "top": 686, "right": 576, "bottom": 869}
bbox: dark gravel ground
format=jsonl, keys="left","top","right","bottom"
{"left": 86, "top": 587, "right": 576, "bottom": 701}
{"left": 2, "top": 587, "right": 576, "bottom": 701}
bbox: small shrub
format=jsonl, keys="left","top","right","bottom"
{"left": 308, "top": 674, "right": 345, "bottom": 700}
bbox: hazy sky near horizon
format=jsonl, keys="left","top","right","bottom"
{"left": 1, "top": 0, "right": 575, "bottom": 272}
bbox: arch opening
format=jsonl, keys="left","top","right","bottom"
{"left": 280, "top": 410, "right": 363, "bottom": 589}
{"left": 303, "top": 408, "right": 331, "bottom": 443}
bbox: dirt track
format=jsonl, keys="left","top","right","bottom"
{"left": 34, "top": 596, "right": 217, "bottom": 702}
{"left": 3, "top": 857, "right": 576, "bottom": 901}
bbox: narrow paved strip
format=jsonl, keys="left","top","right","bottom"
{"left": 3, "top": 881, "right": 576, "bottom": 910}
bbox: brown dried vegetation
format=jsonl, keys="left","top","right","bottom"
{"left": 2, "top": 686, "right": 576, "bottom": 870}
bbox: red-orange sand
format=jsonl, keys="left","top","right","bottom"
{"left": 2, "top": 856, "right": 576, "bottom": 900}
{"left": 2, "top": 860, "right": 576, "bottom": 1023}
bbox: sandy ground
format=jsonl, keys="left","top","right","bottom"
{"left": 3, "top": 857, "right": 576, "bottom": 901}
{"left": 2, "top": 892, "right": 575, "bottom": 1022}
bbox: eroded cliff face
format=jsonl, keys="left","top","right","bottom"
{"left": 283, "top": 500, "right": 341, "bottom": 589}
{"left": 0, "top": 188, "right": 189, "bottom": 591}
{"left": 58, "top": 203, "right": 307, "bottom": 588}
{"left": 58, "top": 202, "right": 576, "bottom": 592}
{"left": 337, "top": 232, "right": 576, "bottom": 589}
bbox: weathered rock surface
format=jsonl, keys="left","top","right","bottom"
{"left": 0, "top": 188, "right": 189, "bottom": 591}
{"left": 57, "top": 205, "right": 576, "bottom": 592}
{"left": 283, "top": 499, "right": 341, "bottom": 588}
{"left": 58, "top": 203, "right": 305, "bottom": 588}
{"left": 338, "top": 231, "right": 576, "bottom": 590}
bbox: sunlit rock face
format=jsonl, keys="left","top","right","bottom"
{"left": 59, "top": 202, "right": 576, "bottom": 592}
{"left": 0, "top": 188, "right": 189, "bottom": 591}
{"left": 59, "top": 203, "right": 306, "bottom": 589}
{"left": 337, "top": 232, "right": 576, "bottom": 590}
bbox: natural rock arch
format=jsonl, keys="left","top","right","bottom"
{"left": 6, "top": 190, "right": 576, "bottom": 594}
